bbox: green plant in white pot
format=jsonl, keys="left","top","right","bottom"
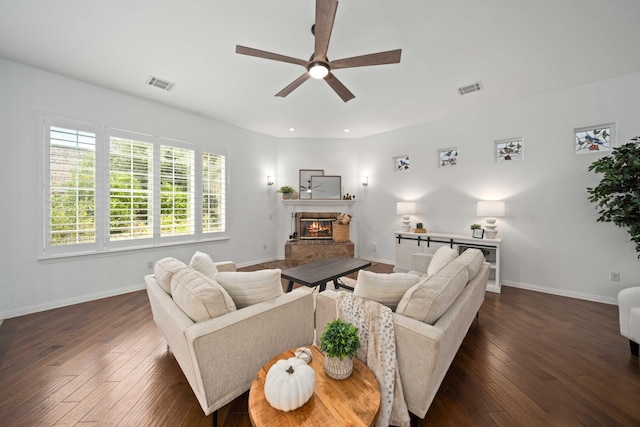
{"left": 319, "top": 318, "right": 361, "bottom": 380}
{"left": 276, "top": 185, "right": 295, "bottom": 199}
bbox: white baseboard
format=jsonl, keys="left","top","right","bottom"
{"left": 502, "top": 280, "right": 618, "bottom": 305}
{"left": 0, "top": 283, "right": 146, "bottom": 320}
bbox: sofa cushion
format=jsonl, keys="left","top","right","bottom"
{"left": 170, "top": 267, "right": 236, "bottom": 323}
{"left": 214, "top": 269, "right": 284, "bottom": 309}
{"left": 190, "top": 251, "right": 219, "bottom": 279}
{"left": 353, "top": 271, "right": 422, "bottom": 311}
{"left": 396, "top": 261, "right": 469, "bottom": 324}
{"left": 451, "top": 248, "right": 485, "bottom": 280}
{"left": 427, "top": 246, "right": 459, "bottom": 276}
{"left": 154, "top": 257, "right": 188, "bottom": 295}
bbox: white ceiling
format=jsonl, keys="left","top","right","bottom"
{"left": 1, "top": 0, "right": 639, "bottom": 139}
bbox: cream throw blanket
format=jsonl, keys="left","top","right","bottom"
{"left": 337, "top": 292, "right": 411, "bottom": 427}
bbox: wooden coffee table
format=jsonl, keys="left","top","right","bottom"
{"left": 282, "top": 257, "right": 372, "bottom": 293}
{"left": 248, "top": 346, "right": 380, "bottom": 427}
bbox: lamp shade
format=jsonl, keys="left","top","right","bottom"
{"left": 396, "top": 201, "right": 416, "bottom": 215}
{"left": 476, "top": 201, "right": 505, "bottom": 217}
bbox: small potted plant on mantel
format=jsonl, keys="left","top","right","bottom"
{"left": 276, "top": 185, "right": 295, "bottom": 199}
{"left": 319, "top": 318, "right": 361, "bottom": 380}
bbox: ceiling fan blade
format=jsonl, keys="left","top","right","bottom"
{"left": 275, "top": 73, "right": 311, "bottom": 98}
{"left": 236, "top": 45, "right": 309, "bottom": 68}
{"left": 324, "top": 73, "right": 355, "bottom": 102}
{"left": 314, "top": 0, "right": 338, "bottom": 61}
{"left": 330, "top": 49, "right": 402, "bottom": 70}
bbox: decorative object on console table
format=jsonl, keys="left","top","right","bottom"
{"left": 413, "top": 222, "right": 426, "bottom": 233}
{"left": 396, "top": 201, "right": 416, "bottom": 232}
{"left": 333, "top": 213, "right": 352, "bottom": 243}
{"left": 476, "top": 200, "right": 505, "bottom": 239}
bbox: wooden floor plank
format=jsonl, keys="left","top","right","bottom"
{"left": 0, "top": 260, "right": 639, "bottom": 426}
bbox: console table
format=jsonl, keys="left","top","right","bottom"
{"left": 394, "top": 231, "right": 502, "bottom": 293}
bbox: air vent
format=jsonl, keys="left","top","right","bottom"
{"left": 457, "top": 81, "right": 483, "bottom": 96}
{"left": 146, "top": 75, "right": 176, "bottom": 92}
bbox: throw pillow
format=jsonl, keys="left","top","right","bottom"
{"left": 190, "top": 251, "right": 219, "bottom": 279}
{"left": 427, "top": 246, "right": 459, "bottom": 276}
{"left": 452, "top": 248, "right": 485, "bottom": 279}
{"left": 353, "top": 271, "right": 422, "bottom": 311}
{"left": 396, "top": 261, "right": 469, "bottom": 324}
{"left": 154, "top": 257, "right": 188, "bottom": 295}
{"left": 214, "top": 269, "right": 284, "bottom": 309}
{"left": 171, "top": 267, "right": 236, "bottom": 323}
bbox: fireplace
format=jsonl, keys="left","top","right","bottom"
{"left": 300, "top": 217, "right": 336, "bottom": 240}
{"left": 285, "top": 211, "right": 354, "bottom": 267}
{"left": 294, "top": 212, "right": 340, "bottom": 240}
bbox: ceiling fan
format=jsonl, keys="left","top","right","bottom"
{"left": 235, "top": 0, "right": 402, "bottom": 102}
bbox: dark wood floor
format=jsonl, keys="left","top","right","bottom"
{"left": 1, "top": 260, "right": 639, "bottom": 426}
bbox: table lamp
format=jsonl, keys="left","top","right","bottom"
{"left": 476, "top": 200, "right": 505, "bottom": 239}
{"left": 397, "top": 201, "right": 416, "bottom": 232}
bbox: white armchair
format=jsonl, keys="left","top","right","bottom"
{"left": 618, "top": 287, "right": 640, "bottom": 356}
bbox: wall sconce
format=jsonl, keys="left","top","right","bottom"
{"left": 267, "top": 176, "right": 274, "bottom": 186}
{"left": 396, "top": 201, "right": 416, "bottom": 232}
{"left": 476, "top": 200, "right": 505, "bottom": 239}
{"left": 361, "top": 176, "right": 368, "bottom": 186}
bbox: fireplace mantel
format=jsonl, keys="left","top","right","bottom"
{"left": 282, "top": 200, "right": 355, "bottom": 207}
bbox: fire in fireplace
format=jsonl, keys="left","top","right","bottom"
{"left": 300, "top": 218, "right": 336, "bottom": 240}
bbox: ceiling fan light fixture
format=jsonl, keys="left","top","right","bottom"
{"left": 308, "top": 62, "right": 329, "bottom": 79}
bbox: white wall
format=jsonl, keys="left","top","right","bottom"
{"left": 0, "top": 58, "right": 279, "bottom": 318}
{"left": 2, "top": 57, "right": 639, "bottom": 319}
{"left": 354, "top": 71, "right": 640, "bottom": 303}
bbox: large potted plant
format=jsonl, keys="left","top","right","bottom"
{"left": 319, "top": 318, "right": 361, "bottom": 380}
{"left": 587, "top": 136, "right": 640, "bottom": 257}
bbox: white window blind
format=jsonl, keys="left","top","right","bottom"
{"left": 160, "top": 145, "right": 195, "bottom": 237}
{"left": 47, "top": 125, "right": 98, "bottom": 250}
{"left": 43, "top": 116, "right": 226, "bottom": 258}
{"left": 109, "top": 136, "right": 154, "bottom": 242}
{"left": 202, "top": 152, "right": 226, "bottom": 233}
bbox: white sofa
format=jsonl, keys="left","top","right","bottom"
{"left": 316, "top": 248, "right": 490, "bottom": 420}
{"left": 145, "top": 256, "right": 315, "bottom": 418}
{"left": 618, "top": 286, "right": 640, "bottom": 356}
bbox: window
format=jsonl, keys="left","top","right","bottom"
{"left": 43, "top": 116, "right": 227, "bottom": 257}
{"left": 109, "top": 135, "right": 154, "bottom": 243}
{"left": 202, "top": 152, "right": 225, "bottom": 234}
{"left": 160, "top": 144, "right": 194, "bottom": 237}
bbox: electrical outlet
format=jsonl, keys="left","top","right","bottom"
{"left": 263, "top": 243, "right": 267, "bottom": 250}
{"left": 147, "top": 260, "right": 154, "bottom": 269}
{"left": 610, "top": 271, "right": 620, "bottom": 282}
{"left": 372, "top": 243, "right": 376, "bottom": 252}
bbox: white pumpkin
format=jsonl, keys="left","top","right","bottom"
{"left": 264, "top": 357, "right": 316, "bottom": 411}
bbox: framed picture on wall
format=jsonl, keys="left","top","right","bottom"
{"left": 310, "top": 175, "right": 341, "bottom": 199}
{"left": 438, "top": 147, "right": 458, "bottom": 168}
{"left": 393, "top": 155, "right": 410, "bottom": 172}
{"left": 299, "top": 169, "right": 324, "bottom": 199}
{"left": 575, "top": 123, "right": 614, "bottom": 154}
{"left": 495, "top": 137, "right": 524, "bottom": 162}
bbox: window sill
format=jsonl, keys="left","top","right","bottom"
{"left": 39, "top": 236, "right": 230, "bottom": 263}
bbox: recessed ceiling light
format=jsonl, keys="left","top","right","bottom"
{"left": 343, "top": 128, "right": 351, "bottom": 133}
{"left": 289, "top": 127, "right": 296, "bottom": 132}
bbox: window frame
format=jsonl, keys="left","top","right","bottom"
{"left": 41, "top": 115, "right": 228, "bottom": 259}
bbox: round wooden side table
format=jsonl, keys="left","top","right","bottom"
{"left": 248, "top": 346, "right": 380, "bottom": 426}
